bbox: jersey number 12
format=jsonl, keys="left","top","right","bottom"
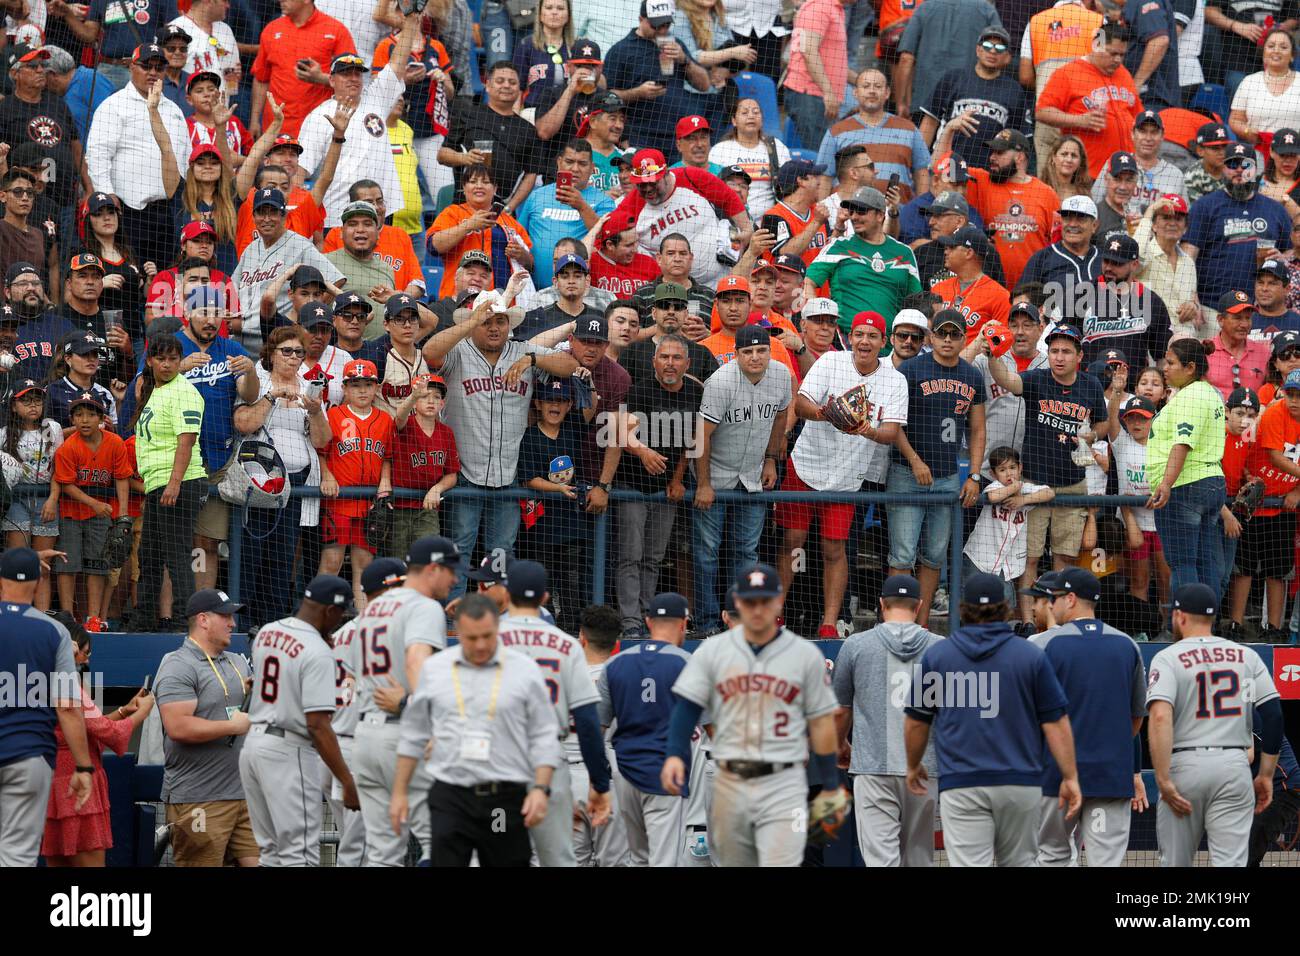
{"left": 1194, "top": 670, "right": 1242, "bottom": 719}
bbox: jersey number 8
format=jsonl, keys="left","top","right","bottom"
{"left": 261, "top": 656, "right": 280, "bottom": 703}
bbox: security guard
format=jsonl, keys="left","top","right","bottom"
{"left": 390, "top": 593, "right": 561, "bottom": 867}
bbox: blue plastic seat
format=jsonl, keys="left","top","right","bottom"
{"left": 781, "top": 114, "right": 802, "bottom": 150}
{"left": 1189, "top": 83, "right": 1229, "bottom": 123}
{"left": 734, "top": 71, "right": 781, "bottom": 139}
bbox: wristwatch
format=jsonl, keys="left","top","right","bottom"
{"left": 531, "top": 784, "right": 552, "bottom": 797}
{"left": 598, "top": 481, "right": 612, "bottom": 494}
{"left": 792, "top": 342, "right": 807, "bottom": 356}
{"left": 75, "top": 765, "right": 93, "bottom": 774}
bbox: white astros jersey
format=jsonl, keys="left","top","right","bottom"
{"left": 331, "top": 618, "right": 361, "bottom": 737}
{"left": 352, "top": 586, "right": 448, "bottom": 713}
{"left": 564, "top": 660, "right": 616, "bottom": 762}
{"left": 672, "top": 627, "right": 837, "bottom": 763}
{"left": 1146, "top": 637, "right": 1280, "bottom": 748}
{"left": 498, "top": 613, "right": 600, "bottom": 734}
{"left": 248, "top": 617, "right": 337, "bottom": 737}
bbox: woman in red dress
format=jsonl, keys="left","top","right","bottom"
{"left": 43, "top": 616, "right": 154, "bottom": 867}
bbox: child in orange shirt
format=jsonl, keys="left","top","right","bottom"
{"left": 105, "top": 434, "right": 149, "bottom": 627}
{"left": 51, "top": 393, "right": 131, "bottom": 629}
{"left": 318, "top": 359, "right": 394, "bottom": 608}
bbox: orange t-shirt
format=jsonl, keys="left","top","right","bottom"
{"left": 876, "top": 0, "right": 922, "bottom": 51}
{"left": 323, "top": 224, "right": 424, "bottom": 291}
{"left": 427, "top": 204, "right": 531, "bottom": 299}
{"left": 324, "top": 404, "right": 394, "bottom": 518}
{"left": 1259, "top": 382, "right": 1280, "bottom": 407}
{"left": 930, "top": 273, "right": 1010, "bottom": 343}
{"left": 762, "top": 201, "right": 832, "bottom": 266}
{"left": 709, "top": 306, "right": 799, "bottom": 335}
{"left": 700, "top": 330, "right": 801, "bottom": 384}
{"left": 1223, "top": 427, "right": 1253, "bottom": 497}
{"left": 122, "top": 435, "right": 144, "bottom": 519}
{"left": 1036, "top": 57, "right": 1142, "bottom": 179}
{"left": 53, "top": 430, "right": 132, "bottom": 520}
{"left": 250, "top": 10, "right": 357, "bottom": 137}
{"left": 964, "top": 168, "right": 1061, "bottom": 288}
{"left": 1248, "top": 400, "right": 1300, "bottom": 516}
{"left": 236, "top": 187, "right": 325, "bottom": 255}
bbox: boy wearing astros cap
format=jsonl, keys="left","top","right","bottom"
{"left": 318, "top": 358, "right": 395, "bottom": 610}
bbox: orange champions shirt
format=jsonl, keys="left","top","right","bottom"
{"left": 964, "top": 168, "right": 1061, "bottom": 288}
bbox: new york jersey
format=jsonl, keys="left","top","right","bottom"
{"left": 497, "top": 612, "right": 600, "bottom": 735}
{"left": 248, "top": 616, "right": 336, "bottom": 737}
{"left": 1146, "top": 636, "right": 1279, "bottom": 748}
{"left": 352, "top": 586, "right": 448, "bottom": 713}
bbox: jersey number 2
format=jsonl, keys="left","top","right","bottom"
{"left": 1194, "top": 670, "right": 1242, "bottom": 719}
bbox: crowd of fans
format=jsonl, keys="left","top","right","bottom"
{"left": 0, "top": 0, "right": 1297, "bottom": 646}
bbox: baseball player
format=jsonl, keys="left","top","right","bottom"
{"left": 571, "top": 604, "right": 629, "bottom": 868}
{"left": 326, "top": 557, "right": 409, "bottom": 866}
{"left": 1030, "top": 568, "right": 1147, "bottom": 867}
{"left": 661, "top": 564, "right": 844, "bottom": 867}
{"left": 497, "top": 560, "right": 612, "bottom": 866}
{"left": 351, "top": 535, "right": 459, "bottom": 866}
{"left": 1249, "top": 711, "right": 1300, "bottom": 867}
{"left": 1147, "top": 583, "right": 1283, "bottom": 868}
{"left": 834, "top": 574, "right": 944, "bottom": 867}
{"left": 598, "top": 592, "right": 695, "bottom": 867}
{"left": 1019, "top": 570, "right": 1063, "bottom": 633}
{"left": 239, "top": 574, "right": 359, "bottom": 867}
{"left": 904, "top": 572, "right": 1082, "bottom": 867}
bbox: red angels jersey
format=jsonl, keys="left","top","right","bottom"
{"left": 614, "top": 167, "right": 744, "bottom": 283}
{"left": 324, "top": 403, "right": 394, "bottom": 517}
{"left": 590, "top": 248, "right": 661, "bottom": 299}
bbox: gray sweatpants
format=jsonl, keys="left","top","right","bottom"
{"left": 853, "top": 773, "right": 936, "bottom": 867}
{"left": 0, "top": 755, "right": 53, "bottom": 867}
{"left": 616, "top": 775, "right": 686, "bottom": 866}
{"left": 940, "top": 785, "right": 1041, "bottom": 867}
{"left": 1037, "top": 795, "right": 1132, "bottom": 867}
{"left": 352, "top": 718, "right": 433, "bottom": 867}
{"left": 571, "top": 757, "right": 629, "bottom": 867}
{"left": 321, "top": 735, "right": 366, "bottom": 867}
{"left": 616, "top": 500, "right": 677, "bottom": 631}
{"left": 710, "top": 765, "right": 806, "bottom": 867}
{"left": 529, "top": 758, "right": 576, "bottom": 866}
{"left": 1158, "top": 749, "right": 1254, "bottom": 868}
{"left": 239, "top": 728, "right": 325, "bottom": 867}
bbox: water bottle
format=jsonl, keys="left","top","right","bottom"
{"left": 688, "top": 831, "right": 709, "bottom": 859}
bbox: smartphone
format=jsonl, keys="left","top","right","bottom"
{"left": 888, "top": 172, "right": 900, "bottom": 194}
{"left": 306, "top": 379, "right": 325, "bottom": 401}
{"left": 142, "top": 674, "right": 152, "bottom": 693}
{"left": 556, "top": 171, "right": 573, "bottom": 189}
{"left": 489, "top": 200, "right": 506, "bottom": 221}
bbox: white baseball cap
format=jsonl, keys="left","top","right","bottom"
{"left": 893, "top": 308, "right": 929, "bottom": 332}
{"left": 803, "top": 297, "right": 839, "bottom": 318}
{"left": 1060, "top": 195, "right": 1098, "bottom": 218}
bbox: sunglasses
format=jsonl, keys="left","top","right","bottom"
{"left": 933, "top": 327, "right": 964, "bottom": 340}
{"left": 657, "top": 301, "right": 688, "bottom": 311}
{"left": 277, "top": 347, "right": 306, "bottom": 358}
{"left": 980, "top": 40, "right": 1009, "bottom": 53}
{"left": 6, "top": 187, "right": 33, "bottom": 198}
{"left": 1225, "top": 158, "right": 1251, "bottom": 169}
{"left": 1279, "top": 348, "right": 1300, "bottom": 361}
{"left": 336, "top": 312, "right": 367, "bottom": 322}
{"left": 893, "top": 330, "right": 925, "bottom": 342}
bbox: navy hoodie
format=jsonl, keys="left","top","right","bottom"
{"left": 905, "top": 621, "right": 1068, "bottom": 792}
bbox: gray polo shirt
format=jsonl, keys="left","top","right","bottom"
{"left": 698, "top": 358, "right": 792, "bottom": 492}
{"left": 154, "top": 639, "right": 252, "bottom": 803}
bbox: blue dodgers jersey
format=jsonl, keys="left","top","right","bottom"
{"left": 0, "top": 603, "right": 75, "bottom": 768}
{"left": 601, "top": 640, "right": 693, "bottom": 796}
{"left": 179, "top": 334, "right": 251, "bottom": 472}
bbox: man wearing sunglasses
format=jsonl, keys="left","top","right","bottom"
{"left": 892, "top": 0, "right": 1003, "bottom": 121}
{"left": 617, "top": 282, "right": 718, "bottom": 387}
{"left": 0, "top": 169, "right": 46, "bottom": 293}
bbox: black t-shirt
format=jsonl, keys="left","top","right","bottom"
{"left": 445, "top": 101, "right": 546, "bottom": 202}
{"left": 518, "top": 418, "right": 589, "bottom": 543}
{"left": 922, "top": 69, "right": 1033, "bottom": 171}
{"left": 1019, "top": 367, "right": 1109, "bottom": 487}
{"left": 618, "top": 336, "right": 718, "bottom": 389}
{"left": 0, "top": 93, "right": 82, "bottom": 208}
{"left": 1080, "top": 279, "right": 1173, "bottom": 366}
{"left": 514, "top": 302, "right": 602, "bottom": 342}
{"left": 614, "top": 375, "right": 704, "bottom": 492}
{"left": 58, "top": 302, "right": 134, "bottom": 387}
{"left": 530, "top": 85, "right": 601, "bottom": 167}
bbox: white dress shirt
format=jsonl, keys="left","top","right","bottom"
{"left": 85, "top": 81, "right": 190, "bottom": 210}
{"left": 722, "top": 0, "right": 788, "bottom": 38}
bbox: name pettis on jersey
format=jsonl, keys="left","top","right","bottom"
{"left": 715, "top": 672, "right": 801, "bottom": 705}
{"left": 500, "top": 627, "right": 578, "bottom": 655}
{"left": 1176, "top": 645, "right": 1246, "bottom": 668}
{"left": 255, "top": 627, "right": 305, "bottom": 658}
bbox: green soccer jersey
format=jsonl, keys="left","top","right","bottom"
{"left": 805, "top": 233, "right": 922, "bottom": 335}
{"left": 1145, "top": 379, "right": 1225, "bottom": 490}
{"left": 136, "top": 374, "right": 206, "bottom": 493}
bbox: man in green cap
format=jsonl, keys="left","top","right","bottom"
{"left": 617, "top": 282, "right": 720, "bottom": 387}
{"left": 326, "top": 200, "right": 398, "bottom": 334}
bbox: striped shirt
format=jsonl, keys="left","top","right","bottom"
{"left": 135, "top": 374, "right": 206, "bottom": 493}
{"left": 815, "top": 112, "right": 931, "bottom": 190}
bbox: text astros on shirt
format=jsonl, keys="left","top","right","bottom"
{"left": 1079, "top": 83, "right": 1138, "bottom": 112}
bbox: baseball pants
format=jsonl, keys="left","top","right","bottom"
{"left": 322, "top": 735, "right": 366, "bottom": 867}
{"left": 353, "top": 718, "right": 433, "bottom": 866}
{"left": 853, "top": 773, "right": 937, "bottom": 867}
{"left": 1158, "top": 750, "right": 1254, "bottom": 868}
{"left": 1037, "top": 795, "right": 1131, "bottom": 867}
{"left": 239, "top": 728, "right": 325, "bottom": 867}
{"left": 709, "top": 765, "right": 807, "bottom": 867}
{"left": 940, "top": 785, "right": 1041, "bottom": 867}
{"left": 682, "top": 747, "right": 716, "bottom": 867}
{"left": 529, "top": 758, "right": 576, "bottom": 866}
{"left": 0, "top": 755, "right": 53, "bottom": 866}
{"left": 571, "top": 757, "right": 629, "bottom": 867}
{"left": 616, "top": 775, "right": 686, "bottom": 867}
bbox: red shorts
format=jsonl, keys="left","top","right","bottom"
{"left": 773, "top": 461, "right": 856, "bottom": 541}
{"left": 323, "top": 510, "right": 371, "bottom": 550}
{"left": 1126, "top": 529, "right": 1163, "bottom": 561}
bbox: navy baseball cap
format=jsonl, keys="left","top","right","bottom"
{"left": 555, "top": 253, "right": 589, "bottom": 275}
{"left": 1019, "top": 569, "right": 1064, "bottom": 598}
{"left": 1052, "top": 567, "right": 1101, "bottom": 603}
{"left": 10, "top": 378, "right": 43, "bottom": 400}
{"left": 361, "top": 557, "right": 407, "bottom": 595}
{"left": 385, "top": 293, "right": 420, "bottom": 318}
{"left": 4, "top": 261, "right": 38, "bottom": 285}
{"left": 86, "top": 191, "right": 117, "bottom": 214}
{"left": 722, "top": 585, "right": 737, "bottom": 615}
{"left": 1258, "top": 258, "right": 1289, "bottom": 282}
{"left": 931, "top": 308, "right": 965, "bottom": 332}
{"left": 298, "top": 301, "right": 334, "bottom": 329}
{"left": 506, "top": 559, "right": 548, "bottom": 601}
{"left": 735, "top": 325, "right": 770, "bottom": 350}
{"left": 538, "top": 377, "right": 572, "bottom": 401}
{"left": 1045, "top": 323, "right": 1083, "bottom": 345}
{"left": 1273, "top": 330, "right": 1300, "bottom": 355}
{"left": 65, "top": 333, "right": 104, "bottom": 356}
{"left": 937, "top": 224, "right": 986, "bottom": 251}
{"left": 0, "top": 546, "right": 40, "bottom": 582}
{"left": 569, "top": 38, "right": 602, "bottom": 63}
{"left": 774, "top": 159, "right": 825, "bottom": 191}
{"left": 1133, "top": 109, "right": 1163, "bottom": 131}
{"left": 772, "top": 253, "right": 806, "bottom": 277}
{"left": 304, "top": 573, "right": 354, "bottom": 609}
{"left": 253, "top": 187, "right": 287, "bottom": 212}
{"left": 1121, "top": 395, "right": 1157, "bottom": 418}
{"left": 734, "top": 563, "right": 783, "bottom": 598}
{"left": 1172, "top": 582, "right": 1218, "bottom": 617}
{"left": 1218, "top": 289, "right": 1253, "bottom": 313}
{"left": 721, "top": 163, "right": 752, "bottom": 184}
{"left": 1101, "top": 232, "right": 1139, "bottom": 262}
{"left": 1195, "top": 122, "right": 1232, "bottom": 147}
{"left": 467, "top": 555, "right": 511, "bottom": 584}
{"left": 333, "top": 291, "right": 373, "bottom": 317}
{"left": 289, "top": 265, "right": 326, "bottom": 290}
{"left": 186, "top": 588, "right": 245, "bottom": 616}
{"left": 882, "top": 574, "right": 921, "bottom": 600}
{"left": 1273, "top": 128, "right": 1300, "bottom": 155}
{"left": 1108, "top": 151, "right": 1138, "bottom": 177}
{"left": 406, "top": 535, "right": 464, "bottom": 569}
{"left": 1226, "top": 386, "right": 1259, "bottom": 410}
{"left": 963, "top": 572, "right": 1007, "bottom": 606}
{"left": 1009, "top": 301, "right": 1042, "bottom": 324}
{"left": 574, "top": 313, "right": 607, "bottom": 342}
{"left": 648, "top": 592, "right": 690, "bottom": 620}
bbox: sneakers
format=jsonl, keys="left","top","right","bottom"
{"left": 84, "top": 616, "right": 107, "bottom": 633}
{"left": 836, "top": 620, "right": 853, "bottom": 638}
{"left": 1258, "top": 626, "right": 1288, "bottom": 644}
{"left": 1223, "top": 620, "right": 1246, "bottom": 643}
{"left": 929, "top": 587, "right": 949, "bottom": 616}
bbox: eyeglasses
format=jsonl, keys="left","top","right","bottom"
{"left": 933, "top": 327, "right": 964, "bottom": 340}
{"left": 1225, "top": 158, "right": 1251, "bottom": 169}
{"left": 336, "top": 312, "right": 367, "bottom": 322}
{"left": 7, "top": 188, "right": 33, "bottom": 198}
{"left": 980, "top": 40, "right": 1009, "bottom": 53}
{"left": 1232, "top": 363, "right": 1241, "bottom": 386}
{"left": 138, "top": 63, "right": 166, "bottom": 74}
{"left": 1280, "top": 348, "right": 1300, "bottom": 361}
{"left": 276, "top": 347, "right": 306, "bottom": 358}
{"left": 893, "top": 330, "right": 925, "bottom": 342}
{"left": 387, "top": 315, "right": 420, "bottom": 325}
{"left": 9, "top": 279, "right": 40, "bottom": 289}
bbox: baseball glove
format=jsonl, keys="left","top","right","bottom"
{"left": 365, "top": 496, "right": 395, "bottom": 552}
{"left": 104, "top": 516, "right": 134, "bottom": 571}
{"left": 820, "top": 384, "right": 873, "bottom": 434}
{"left": 1231, "top": 476, "right": 1265, "bottom": 522}
{"left": 806, "top": 786, "right": 850, "bottom": 847}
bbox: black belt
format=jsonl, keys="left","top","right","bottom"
{"left": 1173, "top": 746, "right": 1246, "bottom": 752}
{"left": 447, "top": 781, "right": 528, "bottom": 798}
{"left": 718, "top": 760, "right": 797, "bottom": 779}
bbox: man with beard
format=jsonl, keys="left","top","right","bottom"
{"left": 620, "top": 282, "right": 719, "bottom": 386}
{"left": 889, "top": 308, "right": 929, "bottom": 370}
{"left": 7, "top": 262, "right": 73, "bottom": 382}
{"left": 1081, "top": 232, "right": 1172, "bottom": 366}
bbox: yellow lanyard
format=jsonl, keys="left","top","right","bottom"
{"left": 189, "top": 637, "right": 234, "bottom": 699}
{"left": 450, "top": 657, "right": 504, "bottom": 721}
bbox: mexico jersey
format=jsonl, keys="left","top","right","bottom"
{"left": 352, "top": 585, "right": 448, "bottom": 712}
{"left": 498, "top": 612, "right": 600, "bottom": 736}
{"left": 331, "top": 617, "right": 361, "bottom": 737}
{"left": 1146, "top": 637, "right": 1279, "bottom": 748}
{"left": 672, "top": 626, "right": 837, "bottom": 763}
{"left": 324, "top": 404, "right": 394, "bottom": 518}
{"left": 248, "top": 616, "right": 337, "bottom": 738}
{"left": 375, "top": 346, "right": 430, "bottom": 417}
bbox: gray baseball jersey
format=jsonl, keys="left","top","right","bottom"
{"left": 437, "top": 338, "right": 557, "bottom": 486}
{"left": 1146, "top": 637, "right": 1280, "bottom": 745}
{"left": 247, "top": 617, "right": 336, "bottom": 737}
{"left": 232, "top": 229, "right": 344, "bottom": 341}
{"left": 497, "top": 612, "right": 600, "bottom": 734}
{"left": 330, "top": 618, "right": 361, "bottom": 737}
{"left": 672, "top": 627, "right": 838, "bottom": 762}
{"left": 352, "top": 585, "right": 448, "bottom": 713}
{"left": 697, "top": 358, "right": 792, "bottom": 491}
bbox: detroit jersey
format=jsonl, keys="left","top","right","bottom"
{"left": 1146, "top": 637, "right": 1280, "bottom": 748}
{"left": 672, "top": 627, "right": 837, "bottom": 763}
{"left": 331, "top": 617, "right": 362, "bottom": 737}
{"left": 352, "top": 586, "right": 448, "bottom": 713}
{"left": 248, "top": 616, "right": 337, "bottom": 738}
{"left": 497, "top": 612, "right": 600, "bottom": 735}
